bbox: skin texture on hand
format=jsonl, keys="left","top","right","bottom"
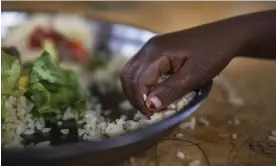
{"left": 120, "top": 10, "right": 276, "bottom": 116}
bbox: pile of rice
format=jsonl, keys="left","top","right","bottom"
{"left": 2, "top": 96, "right": 35, "bottom": 147}
{"left": 2, "top": 57, "right": 197, "bottom": 148}
{"left": 2, "top": 91, "right": 196, "bottom": 147}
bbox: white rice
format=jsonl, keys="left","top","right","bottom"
{"left": 176, "top": 151, "right": 185, "bottom": 159}
{"left": 2, "top": 58, "right": 198, "bottom": 147}
{"left": 22, "top": 129, "right": 35, "bottom": 135}
{"left": 57, "top": 121, "right": 63, "bottom": 126}
{"left": 129, "top": 157, "right": 135, "bottom": 164}
{"left": 123, "top": 120, "right": 140, "bottom": 131}
{"left": 179, "top": 121, "right": 191, "bottom": 130}
{"left": 268, "top": 136, "right": 276, "bottom": 142}
{"left": 232, "top": 133, "right": 237, "bottom": 140}
{"left": 105, "top": 123, "right": 125, "bottom": 136}
{"left": 233, "top": 118, "right": 240, "bottom": 125}
{"left": 179, "top": 117, "right": 196, "bottom": 130}
{"left": 35, "top": 118, "right": 45, "bottom": 130}
{"left": 271, "top": 130, "right": 276, "bottom": 137}
{"left": 198, "top": 117, "right": 210, "bottom": 126}
{"left": 63, "top": 107, "right": 77, "bottom": 120}
{"left": 176, "top": 133, "right": 184, "bottom": 138}
{"left": 189, "top": 117, "right": 196, "bottom": 130}
{"left": 163, "top": 110, "right": 177, "bottom": 118}
{"left": 60, "top": 129, "right": 69, "bottom": 135}
{"left": 119, "top": 115, "right": 128, "bottom": 121}
{"left": 103, "top": 110, "right": 112, "bottom": 116}
{"left": 168, "top": 103, "right": 176, "bottom": 109}
{"left": 119, "top": 100, "right": 133, "bottom": 111}
{"left": 133, "top": 111, "right": 147, "bottom": 121}
{"left": 42, "top": 128, "right": 51, "bottom": 133}
{"left": 36, "top": 141, "right": 50, "bottom": 147}
{"left": 189, "top": 160, "right": 201, "bottom": 166}
{"left": 80, "top": 90, "right": 195, "bottom": 139}
{"left": 143, "top": 94, "right": 147, "bottom": 101}
{"left": 2, "top": 89, "right": 196, "bottom": 147}
{"left": 2, "top": 96, "right": 32, "bottom": 147}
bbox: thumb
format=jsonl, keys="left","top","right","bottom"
{"left": 146, "top": 62, "right": 202, "bottom": 111}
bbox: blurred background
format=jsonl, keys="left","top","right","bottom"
{"left": 2, "top": 1, "right": 276, "bottom": 166}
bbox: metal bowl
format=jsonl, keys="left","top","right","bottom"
{"left": 1, "top": 11, "right": 213, "bottom": 166}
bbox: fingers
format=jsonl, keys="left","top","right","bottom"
{"left": 134, "top": 54, "right": 187, "bottom": 115}
{"left": 146, "top": 61, "right": 208, "bottom": 111}
{"left": 120, "top": 67, "right": 151, "bottom": 117}
{"left": 134, "top": 58, "right": 171, "bottom": 115}
{"left": 120, "top": 54, "right": 173, "bottom": 116}
{"left": 120, "top": 43, "right": 190, "bottom": 116}
{"left": 120, "top": 51, "right": 152, "bottom": 116}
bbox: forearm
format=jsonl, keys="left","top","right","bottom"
{"left": 205, "top": 9, "right": 276, "bottom": 59}
{"left": 159, "top": 10, "right": 276, "bottom": 60}
{"left": 236, "top": 10, "right": 276, "bottom": 59}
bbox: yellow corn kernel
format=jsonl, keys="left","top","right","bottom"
{"left": 18, "top": 76, "right": 29, "bottom": 87}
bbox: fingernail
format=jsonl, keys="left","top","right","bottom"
{"left": 147, "top": 96, "right": 162, "bottom": 111}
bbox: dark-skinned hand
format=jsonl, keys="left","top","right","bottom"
{"left": 120, "top": 10, "right": 276, "bottom": 116}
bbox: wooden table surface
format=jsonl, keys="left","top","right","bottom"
{"left": 3, "top": 1, "right": 276, "bottom": 166}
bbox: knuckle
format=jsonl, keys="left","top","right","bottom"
{"left": 129, "top": 72, "right": 140, "bottom": 83}
{"left": 145, "top": 36, "right": 161, "bottom": 52}
{"left": 120, "top": 70, "right": 141, "bottom": 86}
{"left": 122, "top": 63, "right": 131, "bottom": 74}
{"left": 147, "top": 35, "right": 159, "bottom": 45}
{"left": 129, "top": 66, "right": 145, "bottom": 84}
{"left": 120, "top": 66, "right": 137, "bottom": 84}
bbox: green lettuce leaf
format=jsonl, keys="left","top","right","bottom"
{"left": 29, "top": 51, "right": 62, "bottom": 85}
{"left": 26, "top": 83, "right": 53, "bottom": 114}
{"left": 1, "top": 51, "right": 21, "bottom": 95}
{"left": 43, "top": 40, "right": 58, "bottom": 63}
{"left": 27, "top": 50, "right": 86, "bottom": 120}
